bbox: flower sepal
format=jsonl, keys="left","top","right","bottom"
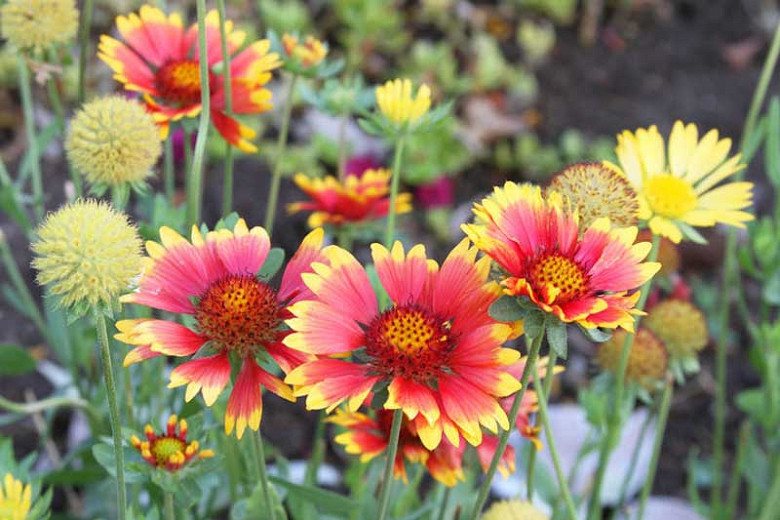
{"left": 359, "top": 100, "right": 452, "bottom": 140}
{"left": 298, "top": 76, "right": 375, "bottom": 117}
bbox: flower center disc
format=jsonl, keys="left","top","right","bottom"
{"left": 155, "top": 60, "right": 203, "bottom": 105}
{"left": 195, "top": 275, "right": 281, "bottom": 355}
{"left": 643, "top": 174, "right": 698, "bottom": 219}
{"left": 529, "top": 254, "right": 587, "bottom": 302}
{"left": 366, "top": 305, "right": 451, "bottom": 382}
{"left": 150, "top": 437, "right": 186, "bottom": 466}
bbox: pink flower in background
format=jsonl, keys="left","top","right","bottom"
{"left": 415, "top": 177, "right": 455, "bottom": 209}
{"left": 345, "top": 154, "right": 382, "bottom": 178}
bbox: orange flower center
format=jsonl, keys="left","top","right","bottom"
{"left": 365, "top": 305, "right": 452, "bottom": 382}
{"left": 195, "top": 275, "right": 281, "bottom": 356}
{"left": 150, "top": 436, "right": 186, "bottom": 467}
{"left": 529, "top": 254, "right": 588, "bottom": 301}
{"left": 156, "top": 60, "right": 203, "bottom": 106}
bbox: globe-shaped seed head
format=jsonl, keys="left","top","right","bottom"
{"left": 644, "top": 299, "right": 708, "bottom": 360}
{"left": 597, "top": 328, "right": 668, "bottom": 390}
{"left": 32, "top": 200, "right": 142, "bottom": 312}
{"left": 66, "top": 96, "right": 162, "bottom": 193}
{"left": 1, "top": 0, "right": 79, "bottom": 53}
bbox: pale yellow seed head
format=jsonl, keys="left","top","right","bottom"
{"left": 597, "top": 328, "right": 667, "bottom": 390}
{"left": 1, "top": 0, "right": 78, "bottom": 52}
{"left": 31, "top": 199, "right": 142, "bottom": 311}
{"left": 644, "top": 299, "right": 708, "bottom": 360}
{"left": 66, "top": 96, "right": 162, "bottom": 191}
{"left": 480, "top": 500, "right": 548, "bottom": 520}
{"left": 547, "top": 162, "right": 640, "bottom": 230}
{"left": 375, "top": 78, "right": 432, "bottom": 125}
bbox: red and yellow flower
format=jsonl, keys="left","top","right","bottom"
{"left": 116, "top": 220, "right": 327, "bottom": 439}
{"left": 287, "top": 170, "right": 412, "bottom": 228}
{"left": 131, "top": 415, "right": 214, "bottom": 472}
{"left": 463, "top": 182, "right": 660, "bottom": 331}
{"left": 284, "top": 239, "right": 521, "bottom": 449}
{"left": 98, "top": 5, "right": 281, "bottom": 152}
{"left": 328, "top": 408, "right": 516, "bottom": 486}
{"left": 281, "top": 33, "right": 327, "bottom": 68}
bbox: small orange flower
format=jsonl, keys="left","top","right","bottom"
{"left": 131, "top": 415, "right": 214, "bottom": 472}
{"left": 98, "top": 5, "right": 281, "bottom": 152}
{"left": 282, "top": 34, "right": 327, "bottom": 67}
{"left": 287, "top": 170, "right": 412, "bottom": 228}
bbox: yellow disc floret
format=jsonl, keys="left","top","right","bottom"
{"left": 66, "top": 96, "right": 162, "bottom": 192}
{"left": 0, "top": 473, "right": 32, "bottom": 520}
{"left": 480, "top": 499, "right": 549, "bottom": 520}
{"left": 644, "top": 299, "right": 708, "bottom": 360}
{"left": 547, "top": 161, "right": 640, "bottom": 229}
{"left": 32, "top": 200, "right": 142, "bottom": 311}
{"left": 1, "top": 0, "right": 78, "bottom": 52}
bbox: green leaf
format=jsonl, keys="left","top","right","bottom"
{"left": 545, "top": 318, "right": 568, "bottom": 359}
{"left": 258, "top": 248, "right": 286, "bottom": 281}
{"left": 580, "top": 325, "right": 613, "bottom": 343}
{"left": 762, "top": 269, "right": 780, "bottom": 305}
{"left": 231, "top": 481, "right": 287, "bottom": 520}
{"left": 0, "top": 184, "right": 31, "bottom": 232}
{"left": 270, "top": 476, "right": 356, "bottom": 516}
{"left": 677, "top": 221, "right": 708, "bottom": 245}
{"left": 488, "top": 295, "right": 524, "bottom": 322}
{"left": 0, "top": 344, "right": 36, "bottom": 375}
{"left": 743, "top": 116, "right": 767, "bottom": 164}
{"left": 91, "top": 443, "right": 147, "bottom": 484}
{"left": 523, "top": 310, "right": 546, "bottom": 340}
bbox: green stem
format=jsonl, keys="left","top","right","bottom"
{"left": 245, "top": 427, "right": 261, "bottom": 486}
{"left": 337, "top": 114, "right": 348, "bottom": 181}
{"left": 712, "top": 21, "right": 780, "bottom": 513}
{"left": 758, "top": 459, "right": 780, "bottom": 520}
{"left": 304, "top": 410, "right": 327, "bottom": 486}
{"left": 587, "top": 234, "right": 661, "bottom": 520}
{"left": 725, "top": 421, "right": 751, "bottom": 519}
{"left": 77, "top": 0, "right": 94, "bottom": 105}
{"left": 0, "top": 393, "right": 97, "bottom": 423}
{"left": 254, "top": 432, "right": 277, "bottom": 520}
{"left": 186, "top": 0, "right": 212, "bottom": 227}
{"left": 469, "top": 327, "right": 546, "bottom": 520}
{"left": 264, "top": 74, "right": 298, "bottom": 234}
{"left": 164, "top": 491, "right": 175, "bottom": 520}
{"left": 216, "top": 0, "right": 235, "bottom": 217}
{"left": 0, "top": 237, "right": 48, "bottom": 342}
{"left": 534, "top": 360, "right": 578, "bottom": 520}
{"left": 615, "top": 405, "right": 655, "bottom": 511}
{"left": 384, "top": 136, "right": 406, "bottom": 248}
{"left": 18, "top": 56, "right": 44, "bottom": 222}
{"left": 636, "top": 378, "right": 673, "bottom": 520}
{"left": 527, "top": 351, "right": 558, "bottom": 501}
{"left": 164, "top": 137, "right": 175, "bottom": 203}
{"left": 436, "top": 486, "right": 452, "bottom": 520}
{"left": 377, "top": 409, "right": 403, "bottom": 520}
{"left": 46, "top": 76, "right": 64, "bottom": 134}
{"left": 94, "top": 311, "right": 127, "bottom": 520}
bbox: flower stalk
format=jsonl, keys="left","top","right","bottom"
{"left": 264, "top": 74, "right": 298, "bottom": 234}
{"left": 587, "top": 233, "right": 661, "bottom": 520}
{"left": 376, "top": 409, "right": 404, "bottom": 520}
{"left": 186, "top": 0, "right": 212, "bottom": 226}
{"left": 636, "top": 377, "right": 673, "bottom": 520}
{"left": 216, "top": 0, "right": 235, "bottom": 217}
{"left": 384, "top": 136, "right": 406, "bottom": 247}
{"left": 94, "top": 311, "right": 127, "bottom": 520}
{"left": 469, "top": 325, "right": 546, "bottom": 520}
{"left": 17, "top": 56, "right": 43, "bottom": 222}
{"left": 527, "top": 351, "right": 558, "bottom": 501}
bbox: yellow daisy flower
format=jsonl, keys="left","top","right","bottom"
{"left": 0, "top": 473, "right": 31, "bottom": 520}
{"left": 376, "top": 78, "right": 431, "bottom": 126}
{"left": 608, "top": 121, "right": 753, "bottom": 243}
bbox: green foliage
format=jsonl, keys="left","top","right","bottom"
{"left": 0, "top": 343, "right": 36, "bottom": 375}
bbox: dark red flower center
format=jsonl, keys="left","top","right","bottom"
{"left": 365, "top": 305, "right": 452, "bottom": 383}
{"left": 528, "top": 253, "right": 588, "bottom": 302}
{"left": 155, "top": 60, "right": 203, "bottom": 106}
{"left": 195, "top": 275, "right": 281, "bottom": 356}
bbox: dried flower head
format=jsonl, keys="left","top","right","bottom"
{"left": 66, "top": 96, "right": 162, "bottom": 195}
{"left": 644, "top": 299, "right": 708, "bottom": 360}
{"left": 32, "top": 200, "right": 142, "bottom": 313}
{"left": 0, "top": 473, "right": 31, "bottom": 520}
{"left": 282, "top": 34, "right": 328, "bottom": 67}
{"left": 1, "top": 0, "right": 78, "bottom": 53}
{"left": 480, "top": 500, "right": 548, "bottom": 520}
{"left": 131, "top": 415, "right": 214, "bottom": 472}
{"left": 546, "top": 162, "right": 640, "bottom": 230}
{"left": 597, "top": 328, "right": 667, "bottom": 390}
{"left": 376, "top": 78, "right": 432, "bottom": 125}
